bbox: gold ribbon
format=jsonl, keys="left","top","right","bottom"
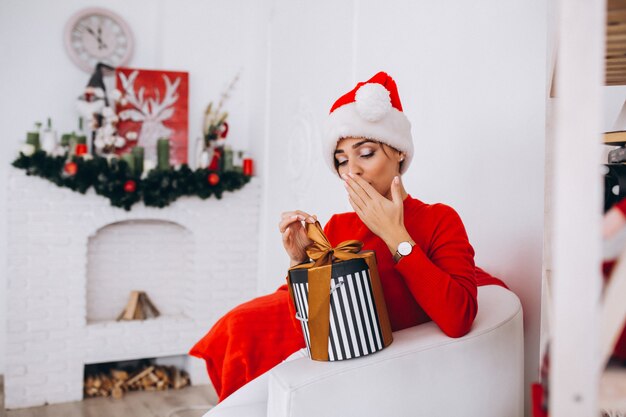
{"left": 288, "top": 221, "right": 393, "bottom": 361}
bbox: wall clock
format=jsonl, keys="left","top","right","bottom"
{"left": 64, "top": 7, "right": 134, "bottom": 73}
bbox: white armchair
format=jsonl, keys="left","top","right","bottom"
{"left": 206, "top": 285, "right": 524, "bottom": 417}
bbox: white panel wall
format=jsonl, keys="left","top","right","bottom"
{"left": 257, "top": 0, "right": 356, "bottom": 295}
{"left": 259, "top": 1, "right": 546, "bottom": 415}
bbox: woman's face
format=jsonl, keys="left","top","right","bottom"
{"left": 334, "top": 137, "right": 404, "bottom": 199}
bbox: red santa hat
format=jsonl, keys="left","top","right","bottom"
{"left": 324, "top": 71, "right": 413, "bottom": 174}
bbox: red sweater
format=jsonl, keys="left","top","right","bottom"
{"left": 325, "top": 195, "right": 478, "bottom": 336}
{"left": 190, "top": 195, "right": 503, "bottom": 401}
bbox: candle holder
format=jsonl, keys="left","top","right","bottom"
{"left": 243, "top": 158, "right": 254, "bottom": 176}
{"left": 132, "top": 146, "right": 145, "bottom": 176}
{"left": 157, "top": 138, "right": 170, "bottom": 171}
{"left": 26, "top": 132, "right": 40, "bottom": 151}
{"left": 41, "top": 118, "right": 57, "bottom": 153}
{"left": 121, "top": 153, "right": 136, "bottom": 176}
{"left": 61, "top": 134, "right": 72, "bottom": 148}
{"left": 222, "top": 146, "right": 234, "bottom": 172}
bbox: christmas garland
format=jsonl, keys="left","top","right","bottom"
{"left": 12, "top": 150, "right": 251, "bottom": 211}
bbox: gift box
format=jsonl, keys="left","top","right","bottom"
{"left": 287, "top": 222, "right": 393, "bottom": 361}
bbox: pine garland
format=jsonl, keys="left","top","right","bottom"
{"left": 12, "top": 150, "right": 251, "bottom": 211}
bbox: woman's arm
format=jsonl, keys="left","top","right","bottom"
{"left": 342, "top": 173, "right": 477, "bottom": 337}
{"left": 395, "top": 205, "right": 477, "bottom": 338}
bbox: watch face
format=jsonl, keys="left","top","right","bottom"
{"left": 398, "top": 241, "right": 413, "bottom": 256}
{"left": 64, "top": 8, "right": 133, "bottom": 72}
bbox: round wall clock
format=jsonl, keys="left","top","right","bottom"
{"left": 64, "top": 7, "right": 134, "bottom": 73}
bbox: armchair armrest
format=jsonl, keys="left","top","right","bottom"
{"left": 267, "top": 286, "right": 523, "bottom": 417}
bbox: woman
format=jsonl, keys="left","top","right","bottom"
{"left": 190, "top": 71, "right": 504, "bottom": 402}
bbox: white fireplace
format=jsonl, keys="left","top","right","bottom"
{"left": 5, "top": 172, "right": 261, "bottom": 409}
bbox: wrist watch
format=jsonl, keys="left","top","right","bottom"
{"left": 393, "top": 241, "right": 415, "bottom": 263}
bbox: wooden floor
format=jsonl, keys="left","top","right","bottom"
{"left": 4, "top": 383, "right": 217, "bottom": 417}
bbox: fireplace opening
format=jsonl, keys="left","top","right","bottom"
{"left": 86, "top": 219, "right": 193, "bottom": 324}
{"left": 83, "top": 356, "right": 191, "bottom": 399}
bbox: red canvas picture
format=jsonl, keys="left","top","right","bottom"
{"left": 115, "top": 67, "right": 189, "bottom": 164}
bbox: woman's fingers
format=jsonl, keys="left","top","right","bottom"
{"left": 281, "top": 210, "right": 315, "bottom": 222}
{"left": 346, "top": 173, "right": 382, "bottom": 200}
{"left": 342, "top": 173, "right": 385, "bottom": 213}
{"left": 342, "top": 173, "right": 368, "bottom": 201}
{"left": 344, "top": 180, "right": 365, "bottom": 211}
{"left": 390, "top": 176, "right": 402, "bottom": 206}
{"left": 348, "top": 196, "right": 365, "bottom": 219}
{"left": 278, "top": 215, "right": 300, "bottom": 233}
{"left": 282, "top": 226, "right": 291, "bottom": 240}
{"left": 278, "top": 210, "right": 317, "bottom": 233}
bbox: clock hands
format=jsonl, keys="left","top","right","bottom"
{"left": 81, "top": 24, "right": 108, "bottom": 50}
{"left": 97, "top": 26, "right": 103, "bottom": 50}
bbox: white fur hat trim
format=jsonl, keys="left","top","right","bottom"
{"left": 324, "top": 101, "right": 413, "bottom": 174}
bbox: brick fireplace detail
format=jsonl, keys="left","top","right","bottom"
{"left": 6, "top": 173, "right": 261, "bottom": 409}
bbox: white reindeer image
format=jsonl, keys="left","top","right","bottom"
{"left": 118, "top": 70, "right": 181, "bottom": 162}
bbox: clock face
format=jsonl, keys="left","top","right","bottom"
{"left": 64, "top": 8, "right": 133, "bottom": 72}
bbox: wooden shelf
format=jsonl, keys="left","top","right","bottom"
{"left": 607, "top": 0, "right": 626, "bottom": 85}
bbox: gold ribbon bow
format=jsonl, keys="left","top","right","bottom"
{"left": 288, "top": 221, "right": 393, "bottom": 361}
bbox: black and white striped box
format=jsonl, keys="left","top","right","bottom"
{"left": 289, "top": 258, "right": 386, "bottom": 361}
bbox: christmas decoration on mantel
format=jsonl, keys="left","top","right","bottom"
{"left": 12, "top": 63, "right": 253, "bottom": 211}
{"left": 194, "top": 72, "right": 254, "bottom": 175}
{"left": 12, "top": 148, "right": 251, "bottom": 211}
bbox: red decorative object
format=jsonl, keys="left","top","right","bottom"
{"left": 220, "top": 122, "right": 229, "bottom": 138}
{"left": 64, "top": 161, "right": 78, "bottom": 176}
{"left": 531, "top": 383, "right": 548, "bottom": 417}
{"left": 208, "top": 148, "right": 222, "bottom": 171}
{"left": 115, "top": 67, "right": 189, "bottom": 165}
{"left": 123, "top": 180, "right": 137, "bottom": 193}
{"left": 207, "top": 173, "right": 220, "bottom": 186}
{"left": 75, "top": 143, "right": 88, "bottom": 156}
{"left": 243, "top": 158, "right": 254, "bottom": 176}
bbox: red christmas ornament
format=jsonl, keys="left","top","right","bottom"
{"left": 207, "top": 173, "right": 220, "bottom": 186}
{"left": 124, "top": 180, "right": 137, "bottom": 193}
{"left": 64, "top": 161, "right": 78, "bottom": 176}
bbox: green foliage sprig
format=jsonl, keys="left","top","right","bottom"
{"left": 12, "top": 150, "right": 251, "bottom": 211}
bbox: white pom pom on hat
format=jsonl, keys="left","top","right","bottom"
{"left": 324, "top": 71, "right": 413, "bottom": 174}
{"left": 355, "top": 83, "right": 392, "bottom": 122}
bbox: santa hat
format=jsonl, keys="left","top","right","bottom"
{"left": 324, "top": 71, "right": 413, "bottom": 174}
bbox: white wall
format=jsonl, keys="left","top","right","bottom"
{"left": 258, "top": 1, "right": 546, "bottom": 414}
{"left": 604, "top": 86, "right": 626, "bottom": 131}
{"left": 0, "top": 0, "right": 269, "bottom": 375}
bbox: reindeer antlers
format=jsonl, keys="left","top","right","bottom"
{"left": 149, "top": 75, "right": 181, "bottom": 120}
{"left": 118, "top": 71, "right": 181, "bottom": 122}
